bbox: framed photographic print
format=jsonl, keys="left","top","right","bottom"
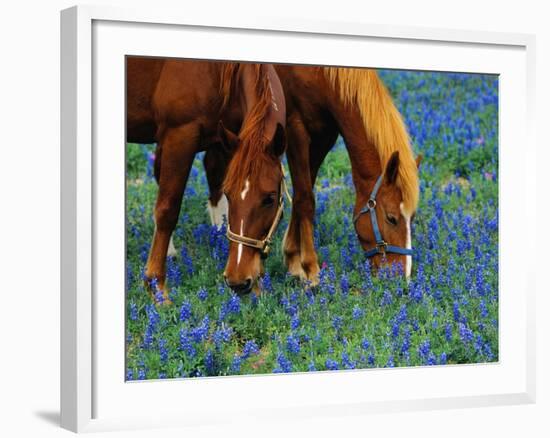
{"left": 61, "top": 5, "right": 536, "bottom": 433}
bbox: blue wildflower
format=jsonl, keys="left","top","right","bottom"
{"left": 286, "top": 334, "right": 301, "bottom": 354}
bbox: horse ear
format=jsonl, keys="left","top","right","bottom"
{"left": 270, "top": 123, "right": 286, "bottom": 157}
{"left": 385, "top": 151, "right": 400, "bottom": 185}
{"left": 217, "top": 121, "right": 239, "bottom": 153}
{"left": 415, "top": 154, "right": 423, "bottom": 169}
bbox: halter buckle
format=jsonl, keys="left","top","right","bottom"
{"left": 261, "top": 243, "right": 271, "bottom": 259}
{"left": 376, "top": 241, "right": 387, "bottom": 254}
{"left": 367, "top": 199, "right": 377, "bottom": 210}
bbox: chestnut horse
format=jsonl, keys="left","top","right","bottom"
{"left": 127, "top": 58, "right": 286, "bottom": 302}
{"left": 206, "top": 65, "right": 420, "bottom": 285}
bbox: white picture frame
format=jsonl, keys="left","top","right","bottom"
{"left": 60, "top": 4, "right": 536, "bottom": 433}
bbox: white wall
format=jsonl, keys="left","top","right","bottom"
{"left": 0, "top": 0, "right": 547, "bottom": 436}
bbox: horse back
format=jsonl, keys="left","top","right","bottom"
{"left": 127, "top": 58, "right": 227, "bottom": 145}
{"left": 126, "top": 57, "right": 165, "bottom": 143}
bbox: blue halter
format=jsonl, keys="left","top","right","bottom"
{"left": 353, "top": 174, "right": 414, "bottom": 258}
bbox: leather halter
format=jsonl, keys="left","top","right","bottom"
{"left": 226, "top": 164, "right": 291, "bottom": 258}
{"left": 353, "top": 174, "right": 414, "bottom": 258}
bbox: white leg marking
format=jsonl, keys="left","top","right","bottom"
{"left": 154, "top": 218, "right": 177, "bottom": 257}
{"left": 400, "top": 202, "right": 412, "bottom": 278}
{"left": 240, "top": 179, "right": 250, "bottom": 200}
{"left": 207, "top": 194, "right": 228, "bottom": 229}
{"left": 236, "top": 219, "right": 244, "bottom": 266}
{"left": 167, "top": 236, "right": 177, "bottom": 257}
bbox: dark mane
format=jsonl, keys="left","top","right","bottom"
{"left": 221, "top": 64, "right": 276, "bottom": 194}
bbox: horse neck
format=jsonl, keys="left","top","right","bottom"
{"left": 235, "top": 64, "right": 285, "bottom": 141}
{"left": 237, "top": 65, "right": 261, "bottom": 115}
{"left": 331, "top": 100, "right": 382, "bottom": 204}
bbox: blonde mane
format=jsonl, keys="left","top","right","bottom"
{"left": 324, "top": 67, "right": 419, "bottom": 215}
{"left": 220, "top": 63, "right": 276, "bottom": 195}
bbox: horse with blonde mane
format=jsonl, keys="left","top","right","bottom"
{"left": 127, "top": 58, "right": 286, "bottom": 302}
{"left": 206, "top": 65, "right": 420, "bottom": 285}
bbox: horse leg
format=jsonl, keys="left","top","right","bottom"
{"left": 152, "top": 143, "right": 178, "bottom": 257}
{"left": 203, "top": 147, "right": 229, "bottom": 228}
{"left": 284, "top": 118, "right": 320, "bottom": 284}
{"left": 145, "top": 124, "right": 199, "bottom": 304}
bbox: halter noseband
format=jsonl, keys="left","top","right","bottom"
{"left": 226, "top": 164, "right": 291, "bottom": 258}
{"left": 353, "top": 174, "right": 414, "bottom": 259}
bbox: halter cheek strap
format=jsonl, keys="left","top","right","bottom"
{"left": 226, "top": 164, "right": 291, "bottom": 258}
{"left": 353, "top": 174, "right": 414, "bottom": 258}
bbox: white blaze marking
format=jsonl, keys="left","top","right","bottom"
{"left": 240, "top": 179, "right": 250, "bottom": 200}
{"left": 400, "top": 202, "right": 412, "bottom": 278}
{"left": 207, "top": 195, "right": 228, "bottom": 229}
{"left": 236, "top": 219, "right": 244, "bottom": 266}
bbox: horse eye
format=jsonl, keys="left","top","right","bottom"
{"left": 262, "top": 195, "right": 275, "bottom": 207}
{"left": 386, "top": 214, "right": 398, "bottom": 226}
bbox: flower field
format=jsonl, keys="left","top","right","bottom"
{"left": 125, "top": 70, "right": 499, "bottom": 380}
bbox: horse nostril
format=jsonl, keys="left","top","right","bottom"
{"left": 227, "top": 278, "right": 253, "bottom": 294}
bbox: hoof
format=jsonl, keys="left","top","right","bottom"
{"left": 302, "top": 261, "right": 320, "bottom": 287}
{"left": 285, "top": 252, "right": 307, "bottom": 279}
{"left": 144, "top": 277, "right": 172, "bottom": 306}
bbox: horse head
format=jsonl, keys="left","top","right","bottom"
{"left": 220, "top": 122, "right": 287, "bottom": 295}
{"left": 353, "top": 152, "right": 422, "bottom": 278}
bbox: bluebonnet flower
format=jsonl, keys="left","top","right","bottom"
{"left": 197, "top": 287, "right": 208, "bottom": 301}
{"left": 286, "top": 334, "right": 301, "bottom": 354}
{"left": 479, "top": 299, "right": 488, "bottom": 318}
{"left": 137, "top": 368, "right": 146, "bottom": 380}
{"left": 401, "top": 327, "right": 411, "bottom": 355}
{"left": 205, "top": 349, "right": 215, "bottom": 374}
{"left": 290, "top": 315, "right": 300, "bottom": 330}
{"left": 231, "top": 355, "right": 242, "bottom": 373}
{"left": 260, "top": 272, "right": 273, "bottom": 292}
{"left": 332, "top": 316, "right": 343, "bottom": 331}
{"left": 274, "top": 352, "right": 293, "bottom": 373}
{"left": 126, "top": 369, "right": 134, "bottom": 380}
{"left": 367, "top": 353, "right": 375, "bottom": 366}
{"left": 458, "top": 323, "right": 474, "bottom": 344}
{"left": 213, "top": 324, "right": 232, "bottom": 349}
{"left": 179, "top": 245, "right": 194, "bottom": 275}
{"left": 325, "top": 359, "right": 339, "bottom": 370}
{"left": 319, "top": 265, "right": 337, "bottom": 296}
{"left": 342, "top": 352, "right": 356, "bottom": 369}
{"left": 179, "top": 300, "right": 192, "bottom": 322}
{"left": 453, "top": 301, "right": 461, "bottom": 322}
{"left": 242, "top": 340, "right": 260, "bottom": 359}
{"left": 445, "top": 323, "right": 453, "bottom": 342}
{"left": 381, "top": 290, "right": 393, "bottom": 306}
{"left": 340, "top": 273, "right": 350, "bottom": 296}
{"left": 179, "top": 328, "right": 196, "bottom": 358}
{"left": 191, "top": 316, "right": 210, "bottom": 343}
{"left": 352, "top": 305, "right": 364, "bottom": 320}
{"left": 418, "top": 339, "right": 431, "bottom": 360}
{"left": 129, "top": 302, "right": 138, "bottom": 321}
{"left": 142, "top": 304, "right": 160, "bottom": 349}
{"left": 166, "top": 258, "right": 182, "bottom": 286}
{"left": 126, "top": 264, "right": 134, "bottom": 290}
{"left": 220, "top": 294, "right": 241, "bottom": 320}
{"left": 159, "top": 338, "right": 168, "bottom": 363}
